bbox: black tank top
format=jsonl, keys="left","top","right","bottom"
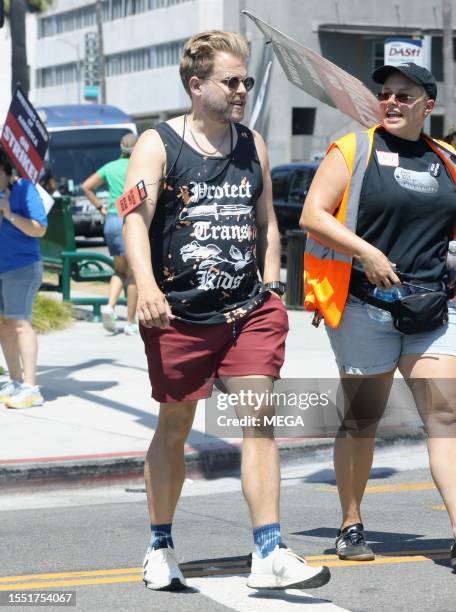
{"left": 353, "top": 127, "right": 456, "bottom": 282}
{"left": 150, "top": 121, "right": 266, "bottom": 325}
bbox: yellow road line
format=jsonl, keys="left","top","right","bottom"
{"left": 319, "top": 482, "right": 436, "bottom": 494}
{"left": 432, "top": 505, "right": 446, "bottom": 511}
{"left": 0, "top": 576, "right": 141, "bottom": 591}
{"left": 306, "top": 549, "right": 447, "bottom": 561}
{"left": 0, "top": 549, "right": 449, "bottom": 590}
{"left": 320, "top": 553, "right": 448, "bottom": 568}
{"left": 0, "top": 567, "right": 143, "bottom": 583}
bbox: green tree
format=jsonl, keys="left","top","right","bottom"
{"left": 4, "top": 0, "right": 54, "bottom": 96}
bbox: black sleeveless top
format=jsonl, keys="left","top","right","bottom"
{"left": 353, "top": 127, "right": 456, "bottom": 282}
{"left": 150, "top": 121, "right": 267, "bottom": 325}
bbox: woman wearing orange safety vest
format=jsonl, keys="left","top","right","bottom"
{"left": 300, "top": 63, "right": 456, "bottom": 568}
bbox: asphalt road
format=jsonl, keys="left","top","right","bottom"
{"left": 0, "top": 441, "right": 454, "bottom": 612}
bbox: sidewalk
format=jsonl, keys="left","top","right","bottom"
{"left": 0, "top": 302, "right": 423, "bottom": 485}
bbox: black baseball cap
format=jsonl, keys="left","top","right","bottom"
{"left": 372, "top": 62, "right": 437, "bottom": 100}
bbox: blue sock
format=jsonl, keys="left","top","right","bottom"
{"left": 253, "top": 522, "right": 282, "bottom": 558}
{"left": 149, "top": 523, "right": 174, "bottom": 551}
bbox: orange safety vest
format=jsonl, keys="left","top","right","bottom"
{"left": 304, "top": 125, "right": 456, "bottom": 329}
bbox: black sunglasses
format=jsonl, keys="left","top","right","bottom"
{"left": 376, "top": 92, "right": 425, "bottom": 104}
{"left": 219, "top": 76, "right": 255, "bottom": 91}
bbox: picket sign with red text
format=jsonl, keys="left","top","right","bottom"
{"left": 243, "top": 11, "right": 380, "bottom": 128}
{"left": 0, "top": 85, "right": 49, "bottom": 183}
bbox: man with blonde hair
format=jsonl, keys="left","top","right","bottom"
{"left": 123, "top": 30, "right": 330, "bottom": 592}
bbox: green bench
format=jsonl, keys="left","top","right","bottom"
{"left": 40, "top": 197, "right": 126, "bottom": 321}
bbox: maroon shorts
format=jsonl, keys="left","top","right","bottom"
{"left": 140, "top": 293, "right": 289, "bottom": 403}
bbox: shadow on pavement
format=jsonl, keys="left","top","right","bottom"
{"left": 296, "top": 467, "right": 397, "bottom": 485}
{"left": 35, "top": 360, "right": 241, "bottom": 478}
{"left": 295, "top": 527, "right": 451, "bottom": 557}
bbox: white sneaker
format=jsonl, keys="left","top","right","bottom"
{"left": 247, "top": 544, "right": 330, "bottom": 590}
{"left": 4, "top": 384, "right": 44, "bottom": 409}
{"left": 0, "top": 379, "right": 22, "bottom": 403}
{"left": 102, "top": 305, "right": 117, "bottom": 333}
{"left": 143, "top": 546, "right": 187, "bottom": 591}
{"left": 124, "top": 322, "right": 139, "bottom": 335}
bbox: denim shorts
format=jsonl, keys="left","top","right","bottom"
{"left": 0, "top": 261, "right": 43, "bottom": 320}
{"left": 326, "top": 287, "right": 456, "bottom": 375}
{"left": 104, "top": 214, "right": 125, "bottom": 257}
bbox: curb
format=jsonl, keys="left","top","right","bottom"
{"left": 0, "top": 432, "right": 426, "bottom": 487}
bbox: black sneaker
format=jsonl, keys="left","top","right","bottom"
{"left": 451, "top": 539, "right": 456, "bottom": 570}
{"left": 335, "top": 523, "right": 375, "bottom": 561}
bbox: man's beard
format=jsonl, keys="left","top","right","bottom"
{"left": 202, "top": 92, "right": 243, "bottom": 123}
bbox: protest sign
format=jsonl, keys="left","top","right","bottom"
{"left": 0, "top": 85, "right": 49, "bottom": 183}
{"left": 243, "top": 11, "right": 380, "bottom": 128}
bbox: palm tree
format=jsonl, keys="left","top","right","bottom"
{"left": 4, "top": 0, "right": 54, "bottom": 96}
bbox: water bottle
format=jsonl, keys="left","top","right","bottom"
{"left": 366, "top": 265, "right": 400, "bottom": 323}
{"left": 447, "top": 240, "right": 456, "bottom": 290}
{"left": 366, "top": 287, "right": 399, "bottom": 322}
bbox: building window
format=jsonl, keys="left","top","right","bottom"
{"left": 430, "top": 115, "right": 444, "bottom": 139}
{"left": 38, "top": 0, "right": 195, "bottom": 39}
{"left": 372, "top": 40, "right": 385, "bottom": 71}
{"left": 292, "top": 108, "right": 316, "bottom": 136}
{"left": 105, "top": 40, "right": 185, "bottom": 77}
{"left": 36, "top": 62, "right": 80, "bottom": 88}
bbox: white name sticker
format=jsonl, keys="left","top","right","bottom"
{"left": 376, "top": 150, "right": 399, "bottom": 167}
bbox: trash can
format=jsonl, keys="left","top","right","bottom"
{"left": 285, "top": 229, "right": 307, "bottom": 309}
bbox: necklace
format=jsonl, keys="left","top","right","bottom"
{"left": 187, "top": 118, "right": 232, "bottom": 156}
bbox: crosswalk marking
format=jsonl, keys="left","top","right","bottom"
{"left": 189, "top": 576, "right": 348, "bottom": 611}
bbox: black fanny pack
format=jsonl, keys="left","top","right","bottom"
{"left": 349, "top": 277, "right": 453, "bottom": 335}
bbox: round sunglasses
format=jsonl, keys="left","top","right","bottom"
{"left": 207, "top": 75, "right": 255, "bottom": 92}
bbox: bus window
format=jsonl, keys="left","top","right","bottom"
{"left": 48, "top": 127, "right": 133, "bottom": 192}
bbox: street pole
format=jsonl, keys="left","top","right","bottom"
{"left": 95, "top": 0, "right": 106, "bottom": 104}
{"left": 442, "top": 0, "right": 455, "bottom": 134}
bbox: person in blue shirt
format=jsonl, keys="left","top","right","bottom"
{"left": 0, "top": 147, "right": 47, "bottom": 409}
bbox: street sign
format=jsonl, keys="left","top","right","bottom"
{"left": 0, "top": 85, "right": 49, "bottom": 183}
{"left": 84, "top": 31, "right": 100, "bottom": 99}
{"left": 84, "top": 85, "right": 99, "bottom": 99}
{"left": 243, "top": 11, "right": 380, "bottom": 128}
{"left": 384, "top": 37, "right": 432, "bottom": 70}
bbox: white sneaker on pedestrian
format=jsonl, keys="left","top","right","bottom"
{"left": 143, "top": 546, "right": 187, "bottom": 591}
{"left": 0, "top": 380, "right": 22, "bottom": 403}
{"left": 4, "top": 384, "right": 44, "bottom": 409}
{"left": 102, "top": 305, "right": 117, "bottom": 333}
{"left": 247, "top": 544, "right": 330, "bottom": 590}
{"left": 124, "top": 322, "right": 139, "bottom": 335}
